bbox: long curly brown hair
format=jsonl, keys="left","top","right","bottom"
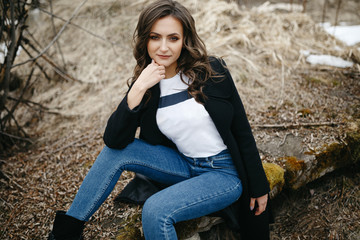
{"left": 129, "top": 0, "right": 213, "bottom": 103}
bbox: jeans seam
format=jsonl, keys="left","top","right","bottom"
{"left": 84, "top": 167, "right": 120, "bottom": 220}
{"left": 203, "top": 159, "right": 236, "bottom": 170}
{"left": 162, "top": 180, "right": 242, "bottom": 240}
{"left": 122, "top": 160, "right": 190, "bottom": 179}
{"left": 211, "top": 155, "right": 231, "bottom": 160}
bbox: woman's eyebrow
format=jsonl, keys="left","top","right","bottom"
{"left": 149, "top": 32, "right": 181, "bottom": 36}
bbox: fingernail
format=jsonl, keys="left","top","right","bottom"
{"left": 250, "top": 206, "right": 254, "bottom": 211}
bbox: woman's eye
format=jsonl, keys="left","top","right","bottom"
{"left": 170, "top": 37, "right": 179, "bottom": 41}
{"left": 149, "top": 36, "right": 159, "bottom": 40}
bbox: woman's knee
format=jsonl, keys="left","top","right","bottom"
{"left": 142, "top": 196, "right": 159, "bottom": 223}
{"left": 142, "top": 195, "right": 173, "bottom": 226}
{"left": 95, "top": 146, "right": 129, "bottom": 166}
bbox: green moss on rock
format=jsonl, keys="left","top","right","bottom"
{"left": 263, "top": 162, "right": 285, "bottom": 197}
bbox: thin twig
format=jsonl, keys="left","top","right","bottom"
{"left": 0, "top": 130, "right": 33, "bottom": 143}
{"left": 41, "top": 54, "right": 83, "bottom": 82}
{"left": 24, "top": 28, "right": 44, "bottom": 49}
{"left": 0, "top": 0, "right": 7, "bottom": 42}
{"left": 340, "top": 176, "right": 345, "bottom": 199}
{"left": 4, "top": 106, "right": 28, "bottom": 138}
{"left": 23, "top": 33, "right": 86, "bottom": 83}
{"left": 302, "top": 0, "right": 307, "bottom": 13}
{"left": 1, "top": 171, "right": 24, "bottom": 190}
{"left": 277, "top": 54, "right": 285, "bottom": 109}
{"left": 32, "top": 134, "right": 95, "bottom": 162}
{"left": 35, "top": 7, "right": 120, "bottom": 47}
{"left": 2, "top": 67, "right": 34, "bottom": 126}
{"left": 334, "top": 0, "right": 342, "bottom": 26}
{"left": 24, "top": 36, "right": 85, "bottom": 83}
{"left": 252, "top": 122, "right": 341, "bottom": 129}
{"left": 22, "top": 36, "right": 84, "bottom": 83}
{"left": 1, "top": 0, "right": 15, "bottom": 111}
{"left": 321, "top": 0, "right": 328, "bottom": 23}
{"left": 12, "top": 0, "right": 89, "bottom": 68}
{"left": 53, "top": 135, "right": 89, "bottom": 154}
{"left": 49, "top": 0, "right": 66, "bottom": 69}
{"left": 20, "top": 42, "right": 51, "bottom": 81}
{"left": 6, "top": 96, "right": 61, "bottom": 112}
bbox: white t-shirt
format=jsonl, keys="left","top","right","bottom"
{"left": 156, "top": 73, "right": 227, "bottom": 158}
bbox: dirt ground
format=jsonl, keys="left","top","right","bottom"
{"left": 270, "top": 163, "right": 360, "bottom": 240}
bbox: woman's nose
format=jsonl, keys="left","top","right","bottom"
{"left": 160, "top": 40, "right": 168, "bottom": 51}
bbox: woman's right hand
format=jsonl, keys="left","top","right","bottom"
{"left": 127, "top": 60, "right": 165, "bottom": 110}
{"left": 136, "top": 59, "right": 166, "bottom": 90}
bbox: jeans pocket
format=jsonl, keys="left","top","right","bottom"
{"left": 210, "top": 158, "right": 236, "bottom": 170}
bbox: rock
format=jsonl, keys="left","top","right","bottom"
{"left": 258, "top": 133, "right": 312, "bottom": 161}
{"left": 258, "top": 122, "right": 360, "bottom": 191}
{"left": 176, "top": 216, "right": 223, "bottom": 240}
{"left": 184, "top": 233, "right": 201, "bottom": 240}
{"left": 198, "top": 222, "right": 241, "bottom": 240}
{"left": 284, "top": 129, "right": 360, "bottom": 189}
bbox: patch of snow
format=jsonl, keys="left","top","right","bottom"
{"left": 300, "top": 50, "right": 311, "bottom": 56}
{"left": 256, "top": 1, "right": 303, "bottom": 12}
{"left": 306, "top": 54, "right": 353, "bottom": 68}
{"left": 4, "top": 19, "right": 18, "bottom": 26}
{"left": 0, "top": 42, "right": 7, "bottom": 64}
{"left": 320, "top": 23, "right": 360, "bottom": 46}
{"left": 0, "top": 43, "right": 22, "bottom": 64}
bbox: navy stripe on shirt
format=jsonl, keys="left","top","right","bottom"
{"left": 158, "top": 90, "right": 192, "bottom": 108}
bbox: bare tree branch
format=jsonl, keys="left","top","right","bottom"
{"left": 1, "top": 1, "right": 15, "bottom": 111}
{"left": 49, "top": 0, "right": 66, "bottom": 69}
{"left": 252, "top": 122, "right": 342, "bottom": 129}
{"left": 2, "top": 67, "right": 34, "bottom": 127}
{"left": 4, "top": 106, "right": 28, "bottom": 138}
{"left": 20, "top": 42, "right": 51, "bottom": 81}
{"left": 334, "top": 0, "right": 342, "bottom": 26}
{"left": 24, "top": 40, "right": 84, "bottom": 83}
{"left": 12, "top": 0, "right": 89, "bottom": 68}
{"left": 6, "top": 96, "right": 62, "bottom": 114}
{"left": 35, "top": 6, "right": 120, "bottom": 47}
{"left": 0, "top": 130, "right": 33, "bottom": 143}
{"left": 322, "top": 0, "right": 328, "bottom": 23}
{"left": 0, "top": 0, "right": 7, "bottom": 42}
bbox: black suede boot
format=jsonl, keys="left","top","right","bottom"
{"left": 48, "top": 211, "right": 85, "bottom": 240}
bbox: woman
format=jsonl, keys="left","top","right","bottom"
{"left": 48, "top": 0, "right": 270, "bottom": 239}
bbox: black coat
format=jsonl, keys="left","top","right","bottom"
{"left": 103, "top": 57, "right": 271, "bottom": 239}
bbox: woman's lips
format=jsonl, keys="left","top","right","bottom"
{"left": 157, "top": 54, "right": 171, "bottom": 59}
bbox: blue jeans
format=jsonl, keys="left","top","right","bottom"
{"left": 66, "top": 139, "right": 242, "bottom": 240}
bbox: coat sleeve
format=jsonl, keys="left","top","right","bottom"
{"left": 219, "top": 58, "right": 270, "bottom": 198}
{"left": 103, "top": 89, "right": 146, "bottom": 149}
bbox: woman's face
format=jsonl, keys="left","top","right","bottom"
{"left": 147, "top": 15, "right": 184, "bottom": 78}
